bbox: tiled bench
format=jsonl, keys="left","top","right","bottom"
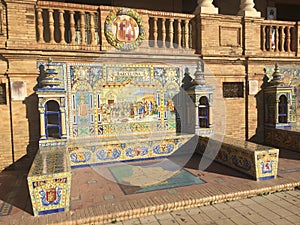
{"left": 27, "top": 146, "right": 71, "bottom": 216}
{"left": 197, "top": 136, "right": 279, "bottom": 181}
{"left": 67, "top": 133, "right": 194, "bottom": 168}
{"left": 265, "top": 127, "right": 300, "bottom": 152}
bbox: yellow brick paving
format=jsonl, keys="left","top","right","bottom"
{"left": 104, "top": 190, "right": 300, "bottom": 225}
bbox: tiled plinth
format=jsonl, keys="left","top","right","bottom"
{"left": 197, "top": 136, "right": 279, "bottom": 181}
{"left": 265, "top": 127, "right": 300, "bottom": 152}
{"left": 67, "top": 133, "right": 194, "bottom": 167}
{"left": 27, "top": 146, "right": 71, "bottom": 216}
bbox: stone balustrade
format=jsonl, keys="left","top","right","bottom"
{"left": 146, "top": 11, "right": 194, "bottom": 49}
{"left": 34, "top": 1, "right": 300, "bottom": 57}
{"left": 36, "top": 2, "right": 195, "bottom": 52}
{"left": 36, "top": 1, "right": 100, "bottom": 50}
{"left": 261, "top": 20, "right": 297, "bottom": 55}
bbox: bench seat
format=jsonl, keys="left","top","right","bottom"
{"left": 197, "top": 136, "right": 279, "bottom": 181}
{"left": 27, "top": 146, "right": 71, "bottom": 216}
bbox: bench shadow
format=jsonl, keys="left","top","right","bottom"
{"left": 0, "top": 93, "right": 40, "bottom": 216}
{"left": 0, "top": 150, "right": 36, "bottom": 215}
{"left": 184, "top": 153, "right": 253, "bottom": 180}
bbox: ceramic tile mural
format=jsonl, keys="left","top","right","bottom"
{"left": 265, "top": 65, "right": 300, "bottom": 123}
{"left": 27, "top": 146, "right": 71, "bottom": 216}
{"left": 68, "top": 64, "right": 181, "bottom": 138}
{"left": 67, "top": 133, "right": 194, "bottom": 167}
{"left": 197, "top": 136, "right": 279, "bottom": 181}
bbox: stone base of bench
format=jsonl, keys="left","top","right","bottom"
{"left": 27, "top": 146, "right": 71, "bottom": 216}
{"left": 197, "top": 136, "right": 279, "bottom": 181}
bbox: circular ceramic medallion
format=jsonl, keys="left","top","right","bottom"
{"left": 104, "top": 8, "right": 145, "bottom": 51}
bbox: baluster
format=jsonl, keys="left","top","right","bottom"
{"left": 80, "top": 11, "right": 86, "bottom": 45}
{"left": 37, "top": 8, "right": 44, "bottom": 43}
{"left": 169, "top": 19, "right": 174, "bottom": 48}
{"left": 268, "top": 26, "right": 272, "bottom": 51}
{"left": 59, "top": 9, "right": 65, "bottom": 44}
{"left": 191, "top": 19, "right": 196, "bottom": 50}
{"left": 184, "top": 19, "right": 189, "bottom": 49}
{"left": 48, "top": 9, "right": 55, "bottom": 43}
{"left": 161, "top": 18, "right": 166, "bottom": 48}
{"left": 189, "top": 21, "right": 193, "bottom": 49}
{"left": 280, "top": 26, "right": 284, "bottom": 51}
{"left": 286, "top": 26, "right": 291, "bottom": 52}
{"left": 275, "top": 27, "right": 279, "bottom": 52}
{"left": 177, "top": 19, "right": 182, "bottom": 48}
{"left": 69, "top": 10, "right": 76, "bottom": 45}
{"left": 153, "top": 17, "right": 158, "bottom": 47}
{"left": 90, "top": 12, "right": 96, "bottom": 45}
{"left": 261, "top": 25, "right": 266, "bottom": 51}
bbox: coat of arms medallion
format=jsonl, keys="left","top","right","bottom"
{"left": 104, "top": 8, "right": 145, "bottom": 51}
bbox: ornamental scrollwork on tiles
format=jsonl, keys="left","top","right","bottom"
{"left": 104, "top": 8, "right": 145, "bottom": 51}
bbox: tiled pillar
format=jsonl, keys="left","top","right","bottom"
{"left": 40, "top": 109, "right": 46, "bottom": 139}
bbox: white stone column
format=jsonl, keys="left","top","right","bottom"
{"left": 194, "top": 0, "right": 218, "bottom": 15}
{"left": 238, "top": 0, "right": 261, "bottom": 17}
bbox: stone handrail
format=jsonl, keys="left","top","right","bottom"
{"left": 261, "top": 20, "right": 297, "bottom": 54}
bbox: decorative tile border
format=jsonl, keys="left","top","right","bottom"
{"left": 67, "top": 134, "right": 194, "bottom": 167}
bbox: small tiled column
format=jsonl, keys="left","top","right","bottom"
{"left": 194, "top": 0, "right": 218, "bottom": 14}
{"left": 187, "top": 60, "right": 214, "bottom": 137}
{"left": 238, "top": 0, "right": 261, "bottom": 17}
{"left": 39, "top": 108, "right": 46, "bottom": 140}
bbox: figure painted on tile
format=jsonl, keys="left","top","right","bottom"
{"left": 138, "top": 101, "right": 145, "bottom": 118}
{"left": 129, "top": 103, "right": 135, "bottom": 118}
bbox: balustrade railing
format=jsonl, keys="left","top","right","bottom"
{"left": 35, "top": 1, "right": 299, "bottom": 56}
{"left": 36, "top": 2, "right": 195, "bottom": 52}
{"left": 146, "top": 11, "right": 194, "bottom": 49}
{"left": 36, "top": 1, "right": 100, "bottom": 48}
{"left": 261, "top": 20, "right": 297, "bottom": 54}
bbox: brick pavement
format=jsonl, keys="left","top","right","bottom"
{"left": 0, "top": 149, "right": 300, "bottom": 224}
{"left": 104, "top": 189, "right": 300, "bottom": 225}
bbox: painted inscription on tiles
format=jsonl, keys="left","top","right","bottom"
{"left": 69, "top": 64, "right": 180, "bottom": 138}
